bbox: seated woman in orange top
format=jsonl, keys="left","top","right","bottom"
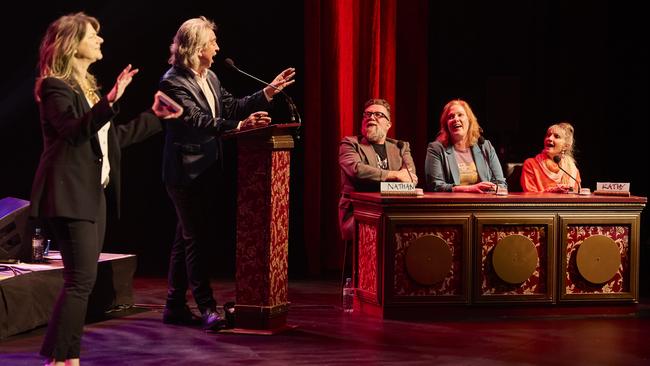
{"left": 521, "top": 122, "right": 581, "bottom": 193}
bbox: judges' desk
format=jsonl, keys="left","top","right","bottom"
{"left": 350, "top": 192, "right": 646, "bottom": 318}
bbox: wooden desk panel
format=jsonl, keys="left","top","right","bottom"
{"left": 474, "top": 214, "right": 555, "bottom": 304}
{"left": 560, "top": 214, "right": 639, "bottom": 302}
{"left": 350, "top": 192, "right": 646, "bottom": 318}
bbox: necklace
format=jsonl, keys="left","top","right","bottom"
{"left": 84, "top": 88, "right": 100, "bottom": 104}
{"left": 78, "top": 79, "right": 99, "bottom": 105}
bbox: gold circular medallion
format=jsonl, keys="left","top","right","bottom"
{"left": 492, "top": 234, "right": 538, "bottom": 284}
{"left": 576, "top": 235, "right": 621, "bottom": 284}
{"left": 405, "top": 235, "right": 452, "bottom": 285}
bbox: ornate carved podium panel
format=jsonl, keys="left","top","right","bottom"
{"left": 225, "top": 124, "right": 299, "bottom": 333}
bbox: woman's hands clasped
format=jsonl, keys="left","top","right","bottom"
{"left": 453, "top": 181, "right": 497, "bottom": 193}
{"left": 544, "top": 183, "right": 572, "bottom": 194}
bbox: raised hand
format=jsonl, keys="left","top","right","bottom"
{"left": 107, "top": 64, "right": 139, "bottom": 104}
{"left": 264, "top": 67, "right": 296, "bottom": 97}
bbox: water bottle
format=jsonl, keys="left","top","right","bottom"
{"left": 32, "top": 227, "right": 45, "bottom": 263}
{"left": 44, "top": 239, "right": 51, "bottom": 256}
{"left": 342, "top": 277, "right": 354, "bottom": 313}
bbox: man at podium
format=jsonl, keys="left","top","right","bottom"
{"left": 338, "top": 98, "right": 418, "bottom": 241}
{"left": 158, "top": 16, "right": 295, "bottom": 331}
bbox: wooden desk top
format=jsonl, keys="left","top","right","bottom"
{"left": 349, "top": 191, "right": 647, "bottom": 205}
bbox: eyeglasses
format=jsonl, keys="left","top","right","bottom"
{"left": 362, "top": 111, "right": 389, "bottom": 121}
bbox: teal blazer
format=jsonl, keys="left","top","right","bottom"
{"left": 424, "top": 139, "right": 505, "bottom": 192}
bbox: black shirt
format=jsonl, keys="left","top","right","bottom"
{"left": 372, "top": 143, "right": 388, "bottom": 170}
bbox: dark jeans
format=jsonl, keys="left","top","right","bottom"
{"left": 40, "top": 192, "right": 106, "bottom": 361}
{"left": 165, "top": 166, "right": 220, "bottom": 313}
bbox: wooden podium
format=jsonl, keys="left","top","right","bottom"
{"left": 225, "top": 124, "right": 299, "bottom": 334}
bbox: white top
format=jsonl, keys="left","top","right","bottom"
{"left": 85, "top": 94, "right": 110, "bottom": 188}
{"left": 192, "top": 69, "right": 217, "bottom": 118}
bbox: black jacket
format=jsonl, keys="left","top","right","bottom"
{"left": 159, "top": 66, "right": 269, "bottom": 186}
{"left": 30, "top": 77, "right": 162, "bottom": 221}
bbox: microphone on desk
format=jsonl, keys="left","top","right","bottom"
{"left": 224, "top": 58, "right": 302, "bottom": 126}
{"left": 477, "top": 135, "right": 500, "bottom": 194}
{"left": 552, "top": 155, "right": 581, "bottom": 192}
{"left": 396, "top": 141, "right": 415, "bottom": 183}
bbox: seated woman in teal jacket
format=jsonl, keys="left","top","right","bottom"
{"left": 425, "top": 99, "right": 505, "bottom": 192}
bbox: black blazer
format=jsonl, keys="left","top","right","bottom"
{"left": 30, "top": 77, "right": 162, "bottom": 221}
{"left": 159, "top": 66, "right": 269, "bottom": 186}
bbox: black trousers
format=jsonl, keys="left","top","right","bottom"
{"left": 40, "top": 192, "right": 106, "bottom": 361}
{"left": 165, "top": 166, "right": 220, "bottom": 313}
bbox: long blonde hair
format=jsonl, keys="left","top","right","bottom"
{"left": 169, "top": 16, "right": 216, "bottom": 70}
{"left": 436, "top": 99, "right": 482, "bottom": 147}
{"left": 34, "top": 12, "right": 100, "bottom": 103}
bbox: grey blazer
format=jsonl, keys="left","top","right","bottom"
{"left": 338, "top": 136, "right": 418, "bottom": 240}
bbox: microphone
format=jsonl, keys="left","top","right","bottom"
{"left": 224, "top": 58, "right": 301, "bottom": 125}
{"left": 477, "top": 135, "right": 500, "bottom": 194}
{"left": 396, "top": 141, "right": 414, "bottom": 183}
{"left": 552, "top": 155, "right": 581, "bottom": 192}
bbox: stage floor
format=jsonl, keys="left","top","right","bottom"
{"left": 1, "top": 276, "right": 650, "bottom": 365}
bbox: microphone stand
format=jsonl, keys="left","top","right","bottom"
{"left": 552, "top": 155, "right": 581, "bottom": 193}
{"left": 225, "top": 61, "right": 302, "bottom": 125}
{"left": 396, "top": 141, "right": 415, "bottom": 184}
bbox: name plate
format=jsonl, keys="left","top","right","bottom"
{"left": 380, "top": 182, "right": 418, "bottom": 196}
{"left": 594, "top": 182, "right": 630, "bottom": 196}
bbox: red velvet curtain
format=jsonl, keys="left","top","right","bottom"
{"left": 303, "top": 0, "right": 428, "bottom": 274}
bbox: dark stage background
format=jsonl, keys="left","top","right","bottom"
{"left": 0, "top": 2, "right": 307, "bottom": 277}
{"left": 432, "top": 3, "right": 648, "bottom": 296}
{"left": 0, "top": 1, "right": 647, "bottom": 290}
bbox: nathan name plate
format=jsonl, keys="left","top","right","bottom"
{"left": 380, "top": 182, "right": 421, "bottom": 196}
{"left": 594, "top": 182, "right": 631, "bottom": 197}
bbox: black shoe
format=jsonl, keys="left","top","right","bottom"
{"left": 162, "top": 305, "right": 200, "bottom": 325}
{"left": 201, "top": 308, "right": 227, "bottom": 331}
{"left": 223, "top": 302, "right": 236, "bottom": 329}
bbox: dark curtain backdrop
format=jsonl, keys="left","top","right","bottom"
{"left": 303, "top": 0, "right": 429, "bottom": 274}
